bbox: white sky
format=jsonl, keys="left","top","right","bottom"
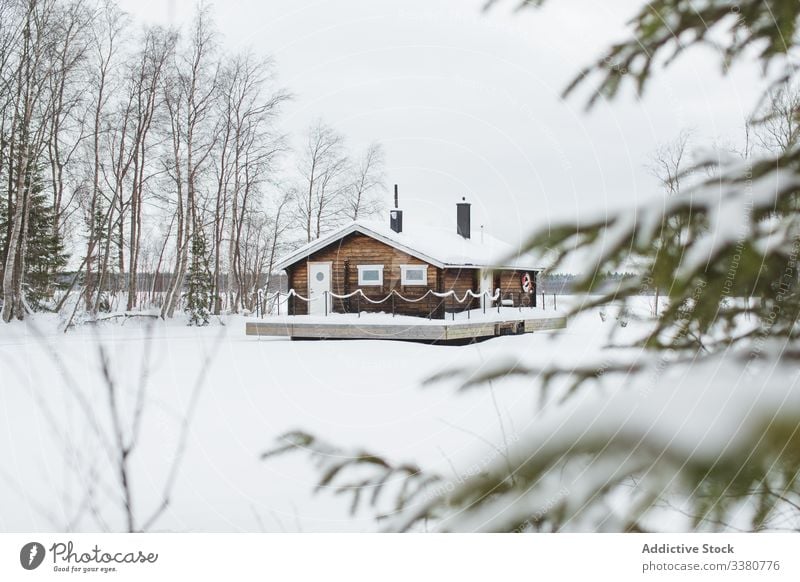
{"left": 118, "top": 0, "right": 768, "bottom": 246}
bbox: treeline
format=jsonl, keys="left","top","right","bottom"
{"left": 0, "top": 0, "right": 385, "bottom": 326}
{"left": 539, "top": 272, "right": 646, "bottom": 295}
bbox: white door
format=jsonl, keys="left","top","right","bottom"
{"left": 308, "top": 262, "right": 331, "bottom": 316}
{"left": 480, "top": 269, "right": 493, "bottom": 309}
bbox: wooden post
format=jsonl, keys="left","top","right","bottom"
{"left": 343, "top": 259, "right": 350, "bottom": 313}
{"left": 542, "top": 291, "right": 545, "bottom": 310}
{"left": 357, "top": 292, "right": 360, "bottom": 318}
{"left": 392, "top": 292, "right": 395, "bottom": 317}
{"left": 554, "top": 293, "right": 557, "bottom": 311}
{"left": 277, "top": 292, "right": 280, "bottom": 316}
{"left": 428, "top": 293, "right": 431, "bottom": 320}
{"left": 324, "top": 291, "right": 328, "bottom": 317}
{"left": 436, "top": 268, "right": 444, "bottom": 320}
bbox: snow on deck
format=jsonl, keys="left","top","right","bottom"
{"left": 246, "top": 307, "right": 568, "bottom": 341}
{"left": 259, "top": 306, "right": 565, "bottom": 327}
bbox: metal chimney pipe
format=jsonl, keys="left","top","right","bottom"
{"left": 457, "top": 196, "right": 471, "bottom": 239}
{"left": 390, "top": 185, "right": 403, "bottom": 233}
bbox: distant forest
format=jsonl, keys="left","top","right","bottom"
{"left": 538, "top": 272, "right": 650, "bottom": 295}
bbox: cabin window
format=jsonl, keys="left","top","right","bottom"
{"left": 400, "top": 265, "right": 428, "bottom": 286}
{"left": 357, "top": 265, "right": 384, "bottom": 286}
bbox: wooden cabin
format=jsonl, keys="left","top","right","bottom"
{"left": 276, "top": 196, "right": 542, "bottom": 319}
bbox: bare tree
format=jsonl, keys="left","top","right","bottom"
{"left": 16, "top": 321, "right": 223, "bottom": 531}
{"left": 345, "top": 141, "right": 385, "bottom": 221}
{"left": 646, "top": 128, "right": 692, "bottom": 316}
{"left": 123, "top": 27, "right": 175, "bottom": 311}
{"left": 161, "top": 5, "right": 218, "bottom": 320}
{"left": 753, "top": 84, "right": 800, "bottom": 155}
{"left": 2, "top": 0, "right": 59, "bottom": 322}
{"left": 262, "top": 186, "right": 292, "bottom": 300}
{"left": 82, "top": 1, "right": 126, "bottom": 314}
{"left": 44, "top": 0, "right": 92, "bottom": 246}
{"left": 213, "top": 51, "right": 287, "bottom": 313}
{"left": 0, "top": 1, "right": 25, "bottom": 290}
{"left": 293, "top": 120, "right": 350, "bottom": 243}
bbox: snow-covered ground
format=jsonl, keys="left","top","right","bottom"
{"left": 0, "top": 296, "right": 656, "bottom": 532}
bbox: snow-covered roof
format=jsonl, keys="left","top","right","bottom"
{"left": 276, "top": 220, "right": 543, "bottom": 271}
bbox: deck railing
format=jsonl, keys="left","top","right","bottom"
{"left": 256, "top": 288, "right": 560, "bottom": 319}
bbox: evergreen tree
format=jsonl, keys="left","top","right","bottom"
{"left": 0, "top": 163, "right": 68, "bottom": 310}
{"left": 88, "top": 198, "right": 113, "bottom": 313}
{"left": 184, "top": 230, "right": 213, "bottom": 326}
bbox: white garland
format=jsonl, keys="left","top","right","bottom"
{"left": 257, "top": 287, "right": 509, "bottom": 312}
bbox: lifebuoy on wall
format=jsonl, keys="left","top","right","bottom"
{"left": 521, "top": 272, "right": 532, "bottom": 293}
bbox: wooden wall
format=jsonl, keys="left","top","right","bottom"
{"left": 443, "top": 268, "right": 479, "bottom": 312}
{"left": 287, "top": 232, "right": 437, "bottom": 317}
{"left": 494, "top": 269, "right": 538, "bottom": 308}
{"left": 285, "top": 232, "right": 537, "bottom": 317}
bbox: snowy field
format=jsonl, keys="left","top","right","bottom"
{"left": 0, "top": 296, "right": 660, "bottom": 532}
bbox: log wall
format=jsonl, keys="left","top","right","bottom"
{"left": 286, "top": 232, "right": 536, "bottom": 317}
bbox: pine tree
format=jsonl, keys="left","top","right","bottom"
{"left": 88, "top": 198, "right": 113, "bottom": 313}
{"left": 0, "top": 163, "right": 68, "bottom": 311}
{"left": 184, "top": 231, "right": 213, "bottom": 326}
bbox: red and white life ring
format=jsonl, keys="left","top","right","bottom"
{"left": 521, "top": 272, "right": 533, "bottom": 293}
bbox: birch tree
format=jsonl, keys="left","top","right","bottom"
{"left": 161, "top": 5, "right": 218, "bottom": 320}
{"left": 123, "top": 27, "right": 175, "bottom": 311}
{"left": 293, "top": 120, "right": 350, "bottom": 242}
{"left": 44, "top": 0, "right": 92, "bottom": 248}
{"left": 213, "top": 52, "right": 287, "bottom": 313}
{"left": 344, "top": 141, "right": 385, "bottom": 221}
{"left": 2, "top": 0, "right": 57, "bottom": 322}
{"left": 82, "top": 1, "right": 125, "bottom": 314}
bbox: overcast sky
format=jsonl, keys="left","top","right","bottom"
{"left": 118, "top": 0, "right": 767, "bottom": 247}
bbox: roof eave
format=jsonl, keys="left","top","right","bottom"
{"left": 274, "top": 222, "right": 544, "bottom": 272}
{"left": 274, "top": 223, "right": 359, "bottom": 270}
{"left": 442, "top": 264, "right": 544, "bottom": 271}
{"left": 275, "top": 223, "right": 447, "bottom": 271}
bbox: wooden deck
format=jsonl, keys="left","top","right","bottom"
{"left": 245, "top": 315, "right": 567, "bottom": 343}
